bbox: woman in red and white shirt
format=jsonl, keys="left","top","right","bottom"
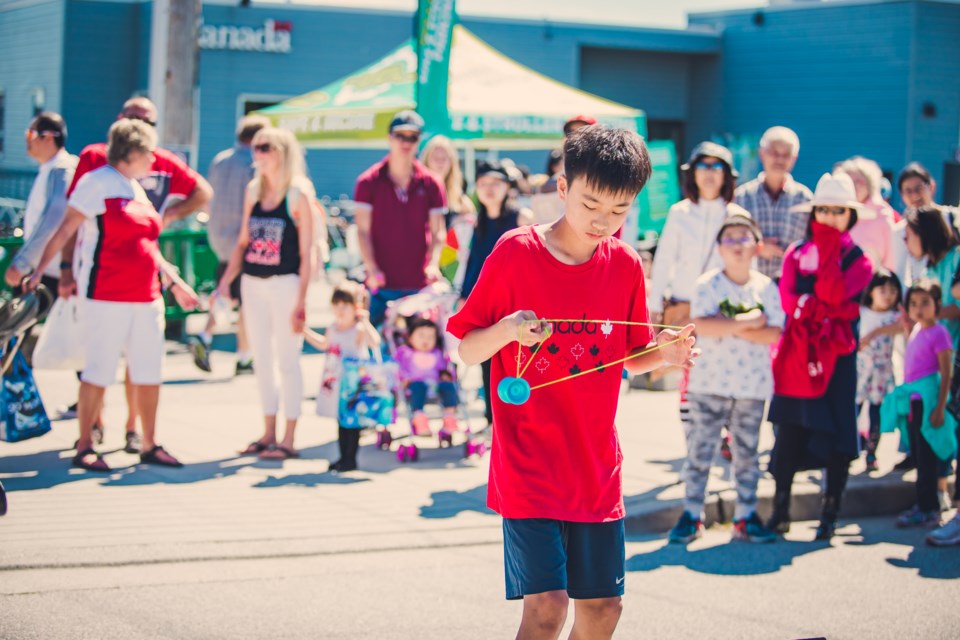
{"left": 28, "top": 118, "right": 197, "bottom": 472}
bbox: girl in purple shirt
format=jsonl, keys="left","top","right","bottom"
{"left": 396, "top": 317, "right": 460, "bottom": 437}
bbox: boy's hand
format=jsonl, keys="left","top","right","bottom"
{"left": 657, "top": 323, "right": 699, "bottom": 369}
{"left": 931, "top": 406, "right": 946, "bottom": 428}
{"left": 502, "top": 310, "right": 552, "bottom": 347}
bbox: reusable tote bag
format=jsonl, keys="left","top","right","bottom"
{"left": 0, "top": 350, "right": 52, "bottom": 442}
{"left": 32, "top": 297, "right": 85, "bottom": 371}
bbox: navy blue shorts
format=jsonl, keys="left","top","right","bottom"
{"left": 502, "top": 517, "right": 625, "bottom": 600}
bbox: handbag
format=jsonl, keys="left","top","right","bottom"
{"left": 0, "top": 349, "right": 52, "bottom": 442}
{"left": 32, "top": 297, "right": 85, "bottom": 371}
{"left": 338, "top": 353, "right": 398, "bottom": 429}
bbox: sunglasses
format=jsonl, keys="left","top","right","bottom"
{"left": 694, "top": 161, "right": 725, "bottom": 172}
{"left": 124, "top": 113, "right": 157, "bottom": 127}
{"left": 25, "top": 129, "right": 61, "bottom": 142}
{"left": 719, "top": 235, "right": 757, "bottom": 247}
{"left": 253, "top": 143, "right": 275, "bottom": 154}
{"left": 813, "top": 205, "right": 850, "bottom": 216}
{"left": 392, "top": 132, "right": 421, "bottom": 144}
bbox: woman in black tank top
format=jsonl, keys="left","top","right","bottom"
{"left": 217, "top": 127, "right": 317, "bottom": 460}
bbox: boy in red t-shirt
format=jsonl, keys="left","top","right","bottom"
{"left": 447, "top": 127, "right": 697, "bottom": 639}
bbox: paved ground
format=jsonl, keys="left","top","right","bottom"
{"left": 1, "top": 280, "right": 958, "bottom": 637}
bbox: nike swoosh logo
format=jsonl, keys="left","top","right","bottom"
{"left": 616, "top": 576, "right": 625, "bottom": 585}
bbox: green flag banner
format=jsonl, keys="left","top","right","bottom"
{"left": 416, "top": 0, "right": 456, "bottom": 134}
{"left": 636, "top": 140, "right": 681, "bottom": 238}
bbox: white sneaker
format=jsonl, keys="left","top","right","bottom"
{"left": 926, "top": 513, "right": 960, "bottom": 546}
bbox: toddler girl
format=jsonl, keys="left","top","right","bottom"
{"left": 396, "top": 317, "right": 459, "bottom": 437}
{"left": 857, "top": 270, "right": 903, "bottom": 472}
{"left": 882, "top": 279, "right": 956, "bottom": 529}
{"left": 305, "top": 281, "right": 380, "bottom": 472}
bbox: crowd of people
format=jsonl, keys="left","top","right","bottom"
{"left": 7, "top": 105, "right": 960, "bottom": 544}
{"left": 6, "top": 99, "right": 960, "bottom": 638}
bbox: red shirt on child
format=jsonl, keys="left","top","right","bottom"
{"left": 447, "top": 226, "right": 652, "bottom": 522}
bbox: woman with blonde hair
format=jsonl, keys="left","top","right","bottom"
{"left": 835, "top": 156, "right": 896, "bottom": 270}
{"left": 421, "top": 135, "right": 476, "bottom": 286}
{"left": 218, "top": 127, "right": 316, "bottom": 460}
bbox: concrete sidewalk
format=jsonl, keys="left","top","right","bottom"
{"left": 0, "top": 283, "right": 932, "bottom": 570}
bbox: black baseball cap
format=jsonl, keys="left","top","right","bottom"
{"left": 681, "top": 141, "right": 738, "bottom": 178}
{"left": 389, "top": 110, "right": 424, "bottom": 134}
{"left": 476, "top": 160, "right": 509, "bottom": 181}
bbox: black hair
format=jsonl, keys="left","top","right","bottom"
{"left": 861, "top": 269, "right": 903, "bottom": 310}
{"left": 805, "top": 206, "right": 859, "bottom": 238}
{"left": 31, "top": 111, "right": 67, "bottom": 149}
{"left": 905, "top": 278, "right": 942, "bottom": 313}
{"left": 331, "top": 280, "right": 366, "bottom": 308}
{"left": 897, "top": 162, "right": 933, "bottom": 192}
{"left": 546, "top": 148, "right": 563, "bottom": 175}
{"left": 682, "top": 157, "right": 736, "bottom": 204}
{"left": 905, "top": 206, "right": 958, "bottom": 265}
{"left": 406, "top": 316, "right": 442, "bottom": 350}
{"left": 563, "top": 126, "right": 651, "bottom": 198}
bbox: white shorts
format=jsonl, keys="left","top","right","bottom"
{"left": 80, "top": 298, "right": 166, "bottom": 387}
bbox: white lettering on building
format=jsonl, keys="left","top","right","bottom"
{"left": 199, "top": 19, "right": 292, "bottom": 54}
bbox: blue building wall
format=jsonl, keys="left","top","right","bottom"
{"left": 0, "top": 0, "right": 66, "bottom": 168}
{"left": 689, "top": 1, "right": 920, "bottom": 204}
{"left": 60, "top": 0, "right": 146, "bottom": 155}
{"left": 910, "top": 1, "right": 960, "bottom": 196}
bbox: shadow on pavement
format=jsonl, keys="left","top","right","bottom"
{"left": 253, "top": 473, "right": 369, "bottom": 487}
{"left": 419, "top": 483, "right": 494, "bottom": 519}
{"left": 626, "top": 533, "right": 831, "bottom": 576}
{"left": 844, "top": 518, "right": 960, "bottom": 580}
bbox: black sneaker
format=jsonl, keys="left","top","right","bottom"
{"left": 123, "top": 431, "right": 142, "bottom": 454}
{"left": 893, "top": 456, "right": 916, "bottom": 472}
{"left": 189, "top": 337, "right": 212, "bottom": 373}
{"left": 235, "top": 359, "right": 254, "bottom": 375}
{"left": 330, "top": 459, "right": 358, "bottom": 473}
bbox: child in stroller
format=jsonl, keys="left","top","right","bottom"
{"left": 396, "top": 316, "right": 460, "bottom": 440}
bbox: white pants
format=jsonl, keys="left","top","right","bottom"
{"left": 240, "top": 274, "right": 304, "bottom": 419}
{"left": 81, "top": 298, "right": 165, "bottom": 387}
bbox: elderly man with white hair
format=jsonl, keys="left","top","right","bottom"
{"left": 735, "top": 126, "right": 813, "bottom": 280}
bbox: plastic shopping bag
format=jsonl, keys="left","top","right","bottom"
{"left": 0, "top": 350, "right": 52, "bottom": 442}
{"left": 32, "top": 297, "right": 85, "bottom": 371}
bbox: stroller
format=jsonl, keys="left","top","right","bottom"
{"left": 379, "top": 282, "right": 486, "bottom": 462}
{"left": 0, "top": 284, "right": 54, "bottom": 517}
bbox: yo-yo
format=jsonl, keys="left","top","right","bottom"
{"left": 498, "top": 377, "right": 531, "bottom": 405}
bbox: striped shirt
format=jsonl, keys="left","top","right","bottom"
{"left": 735, "top": 173, "right": 813, "bottom": 279}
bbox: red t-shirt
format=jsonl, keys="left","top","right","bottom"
{"left": 354, "top": 157, "right": 447, "bottom": 290}
{"left": 68, "top": 165, "right": 161, "bottom": 302}
{"left": 446, "top": 226, "right": 653, "bottom": 522}
{"left": 68, "top": 143, "right": 200, "bottom": 215}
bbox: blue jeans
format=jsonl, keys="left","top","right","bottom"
{"left": 408, "top": 380, "right": 458, "bottom": 411}
{"left": 369, "top": 288, "right": 419, "bottom": 327}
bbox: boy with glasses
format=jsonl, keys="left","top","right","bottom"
{"left": 353, "top": 110, "right": 447, "bottom": 325}
{"left": 669, "top": 214, "right": 784, "bottom": 544}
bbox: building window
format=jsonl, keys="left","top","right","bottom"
{"left": 237, "top": 94, "right": 291, "bottom": 122}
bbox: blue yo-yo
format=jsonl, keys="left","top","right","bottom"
{"left": 498, "top": 377, "right": 531, "bottom": 405}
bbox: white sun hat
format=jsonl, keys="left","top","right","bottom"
{"left": 791, "top": 172, "right": 875, "bottom": 218}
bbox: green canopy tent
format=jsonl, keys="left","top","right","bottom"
{"left": 257, "top": 25, "right": 646, "bottom": 150}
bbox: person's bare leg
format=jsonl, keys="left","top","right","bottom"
{"left": 517, "top": 591, "right": 568, "bottom": 640}
{"left": 124, "top": 368, "right": 137, "bottom": 434}
{"left": 261, "top": 415, "right": 278, "bottom": 446}
{"left": 136, "top": 384, "right": 160, "bottom": 451}
{"left": 77, "top": 382, "right": 106, "bottom": 452}
{"left": 568, "top": 597, "right": 622, "bottom": 640}
{"left": 279, "top": 418, "right": 297, "bottom": 452}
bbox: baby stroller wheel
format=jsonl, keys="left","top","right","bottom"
{"left": 396, "top": 444, "right": 408, "bottom": 462}
{"left": 410, "top": 444, "right": 419, "bottom": 462}
{"left": 438, "top": 430, "right": 453, "bottom": 448}
{"left": 377, "top": 429, "right": 393, "bottom": 450}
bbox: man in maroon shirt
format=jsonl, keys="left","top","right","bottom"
{"left": 353, "top": 111, "right": 447, "bottom": 324}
